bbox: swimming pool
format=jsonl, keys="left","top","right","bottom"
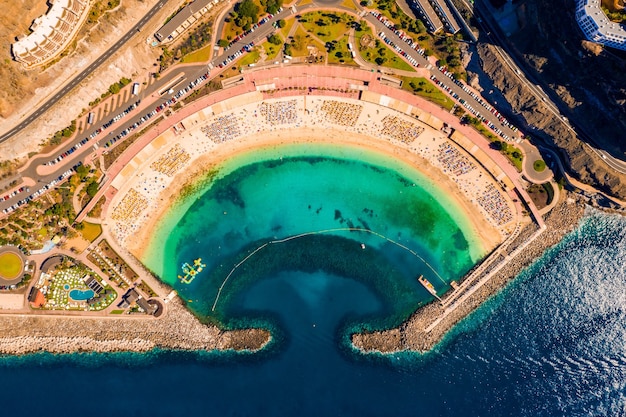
{"left": 69, "top": 289, "right": 95, "bottom": 301}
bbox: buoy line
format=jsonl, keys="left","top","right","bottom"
{"left": 211, "top": 227, "right": 446, "bottom": 312}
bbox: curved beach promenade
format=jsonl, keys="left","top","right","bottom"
{"left": 103, "top": 66, "right": 525, "bottom": 260}
{"left": 0, "top": 66, "right": 557, "bottom": 354}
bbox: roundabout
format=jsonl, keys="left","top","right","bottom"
{"left": 0, "top": 246, "right": 26, "bottom": 285}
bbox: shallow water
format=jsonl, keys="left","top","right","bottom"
{"left": 143, "top": 144, "right": 480, "bottom": 326}
{"left": 2, "top": 144, "right": 624, "bottom": 416}
{"left": 1, "top": 211, "right": 624, "bottom": 416}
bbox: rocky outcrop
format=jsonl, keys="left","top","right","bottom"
{"left": 475, "top": 43, "right": 626, "bottom": 198}
{"left": 474, "top": 0, "right": 626, "bottom": 198}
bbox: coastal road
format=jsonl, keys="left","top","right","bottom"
{"left": 471, "top": 0, "right": 626, "bottom": 175}
{"left": 0, "top": 7, "right": 298, "bottom": 215}
{"left": 0, "top": 3, "right": 544, "bottom": 214}
{"left": 0, "top": 0, "right": 169, "bottom": 144}
{"left": 363, "top": 12, "right": 520, "bottom": 141}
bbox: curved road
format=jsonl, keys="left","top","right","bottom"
{"left": 0, "top": 0, "right": 168, "bottom": 144}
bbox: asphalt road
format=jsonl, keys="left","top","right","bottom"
{"left": 0, "top": 7, "right": 298, "bottom": 213}
{"left": 363, "top": 13, "right": 520, "bottom": 141}
{"left": 0, "top": 0, "right": 169, "bottom": 144}
{"left": 471, "top": 0, "right": 626, "bottom": 175}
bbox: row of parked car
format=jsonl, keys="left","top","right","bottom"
{"left": 377, "top": 32, "right": 420, "bottom": 68}
{"left": 438, "top": 66, "right": 518, "bottom": 136}
{"left": 219, "top": 9, "right": 281, "bottom": 67}
{"left": 104, "top": 72, "right": 211, "bottom": 149}
{"left": 372, "top": 12, "right": 427, "bottom": 67}
{"left": 1, "top": 186, "right": 29, "bottom": 202}
{"left": 219, "top": 42, "right": 255, "bottom": 68}
{"left": 46, "top": 101, "right": 141, "bottom": 166}
{"left": 2, "top": 163, "right": 80, "bottom": 215}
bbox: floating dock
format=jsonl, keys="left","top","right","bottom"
{"left": 418, "top": 275, "right": 442, "bottom": 302}
{"left": 178, "top": 258, "right": 205, "bottom": 284}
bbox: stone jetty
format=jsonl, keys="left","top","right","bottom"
{"left": 0, "top": 298, "right": 270, "bottom": 354}
{"left": 353, "top": 192, "right": 588, "bottom": 353}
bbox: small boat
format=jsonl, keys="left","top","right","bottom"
{"left": 360, "top": 243, "right": 366, "bottom": 249}
{"left": 418, "top": 275, "right": 442, "bottom": 302}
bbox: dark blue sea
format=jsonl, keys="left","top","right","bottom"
{"left": 1, "top": 213, "right": 624, "bottom": 416}
{"left": 4, "top": 147, "right": 626, "bottom": 416}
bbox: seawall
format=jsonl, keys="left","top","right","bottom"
{"left": 352, "top": 192, "right": 588, "bottom": 353}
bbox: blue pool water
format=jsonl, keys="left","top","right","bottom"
{"left": 69, "top": 289, "right": 94, "bottom": 301}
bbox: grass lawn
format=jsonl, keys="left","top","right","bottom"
{"left": 327, "top": 35, "right": 357, "bottom": 66}
{"left": 533, "top": 159, "right": 546, "bottom": 172}
{"left": 279, "top": 17, "right": 297, "bottom": 39}
{"left": 263, "top": 40, "right": 282, "bottom": 60}
{"left": 401, "top": 77, "right": 455, "bottom": 110}
{"left": 110, "top": 310, "right": 125, "bottom": 314}
{"left": 181, "top": 44, "right": 213, "bottom": 63}
{"left": 239, "top": 49, "right": 260, "bottom": 67}
{"left": 0, "top": 252, "right": 22, "bottom": 279}
{"left": 299, "top": 11, "right": 354, "bottom": 43}
{"left": 288, "top": 26, "right": 323, "bottom": 58}
{"left": 504, "top": 146, "right": 524, "bottom": 171}
{"left": 80, "top": 222, "right": 102, "bottom": 242}
{"left": 360, "top": 37, "right": 415, "bottom": 72}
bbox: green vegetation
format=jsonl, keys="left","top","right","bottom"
{"left": 326, "top": 36, "right": 357, "bottom": 66}
{"left": 35, "top": 262, "right": 117, "bottom": 311}
{"left": 239, "top": 49, "right": 261, "bottom": 67}
{"left": 533, "top": 159, "right": 546, "bottom": 172}
{"left": 279, "top": 17, "right": 297, "bottom": 38}
{"left": 160, "top": 20, "right": 214, "bottom": 71}
{"left": 110, "top": 309, "right": 125, "bottom": 314}
{"left": 181, "top": 44, "right": 214, "bottom": 63}
{"left": 233, "top": 0, "right": 260, "bottom": 30}
{"left": 369, "top": 0, "right": 465, "bottom": 79}
{"left": 359, "top": 36, "right": 415, "bottom": 72}
{"left": 487, "top": 138, "right": 523, "bottom": 171}
{"left": 137, "top": 280, "right": 158, "bottom": 298}
{"left": 0, "top": 252, "right": 22, "bottom": 279}
{"left": 299, "top": 11, "right": 355, "bottom": 43}
{"left": 107, "top": 77, "right": 131, "bottom": 95}
{"left": 268, "top": 34, "right": 282, "bottom": 45}
{"left": 261, "top": 0, "right": 283, "bottom": 14}
{"left": 87, "top": 196, "right": 106, "bottom": 219}
{"left": 262, "top": 39, "right": 282, "bottom": 61}
{"left": 79, "top": 222, "right": 102, "bottom": 242}
{"left": 0, "top": 163, "right": 105, "bottom": 252}
{"left": 86, "top": 0, "right": 121, "bottom": 26}
{"left": 402, "top": 77, "right": 455, "bottom": 110}
{"left": 47, "top": 120, "right": 77, "bottom": 146}
{"left": 285, "top": 26, "right": 324, "bottom": 58}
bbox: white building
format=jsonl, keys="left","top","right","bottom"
{"left": 575, "top": 0, "right": 626, "bottom": 51}
{"left": 12, "top": 0, "right": 89, "bottom": 68}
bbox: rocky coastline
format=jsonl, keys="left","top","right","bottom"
{"left": 0, "top": 298, "right": 270, "bottom": 355}
{"left": 352, "top": 192, "right": 589, "bottom": 353}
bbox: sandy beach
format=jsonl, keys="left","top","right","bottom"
{"left": 105, "top": 95, "right": 516, "bottom": 263}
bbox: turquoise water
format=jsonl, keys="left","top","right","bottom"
{"left": 69, "top": 289, "right": 94, "bottom": 301}
{"left": 143, "top": 143, "right": 482, "bottom": 327}
{"left": 0, "top": 210, "right": 623, "bottom": 416}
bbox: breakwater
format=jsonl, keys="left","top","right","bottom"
{"left": 0, "top": 298, "right": 270, "bottom": 354}
{"left": 352, "top": 192, "right": 588, "bottom": 353}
